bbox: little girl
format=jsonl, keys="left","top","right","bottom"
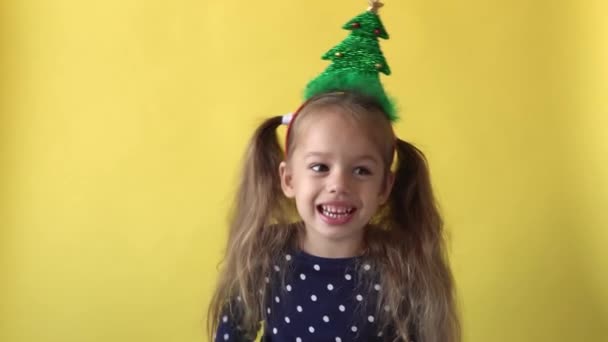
{"left": 208, "top": 2, "right": 460, "bottom": 342}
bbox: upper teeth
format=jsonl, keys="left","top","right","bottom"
{"left": 321, "top": 205, "right": 354, "bottom": 214}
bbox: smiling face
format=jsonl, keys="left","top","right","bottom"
{"left": 279, "top": 102, "right": 395, "bottom": 257}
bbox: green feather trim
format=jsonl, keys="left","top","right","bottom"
{"left": 303, "top": 70, "right": 398, "bottom": 122}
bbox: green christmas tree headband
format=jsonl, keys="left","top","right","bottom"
{"left": 283, "top": 0, "right": 397, "bottom": 136}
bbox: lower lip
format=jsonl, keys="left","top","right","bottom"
{"left": 318, "top": 208, "right": 356, "bottom": 225}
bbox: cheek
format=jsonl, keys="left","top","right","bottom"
{"left": 300, "top": 178, "right": 320, "bottom": 196}
{"left": 367, "top": 177, "right": 388, "bottom": 197}
{"left": 291, "top": 174, "right": 314, "bottom": 195}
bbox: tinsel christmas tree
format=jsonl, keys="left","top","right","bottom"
{"left": 304, "top": 0, "right": 397, "bottom": 121}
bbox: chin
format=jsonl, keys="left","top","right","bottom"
{"left": 314, "top": 222, "right": 365, "bottom": 240}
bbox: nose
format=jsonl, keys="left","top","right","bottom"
{"left": 326, "top": 168, "right": 351, "bottom": 194}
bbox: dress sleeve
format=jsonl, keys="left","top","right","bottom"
{"left": 213, "top": 307, "right": 259, "bottom": 342}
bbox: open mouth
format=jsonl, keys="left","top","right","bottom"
{"left": 316, "top": 204, "right": 357, "bottom": 225}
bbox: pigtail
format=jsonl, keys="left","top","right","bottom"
{"left": 377, "top": 138, "right": 461, "bottom": 342}
{"left": 207, "top": 116, "right": 295, "bottom": 341}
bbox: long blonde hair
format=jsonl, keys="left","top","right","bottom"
{"left": 207, "top": 92, "right": 461, "bottom": 342}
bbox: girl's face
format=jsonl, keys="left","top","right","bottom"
{"left": 279, "top": 107, "right": 394, "bottom": 256}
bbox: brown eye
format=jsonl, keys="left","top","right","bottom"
{"left": 354, "top": 167, "right": 372, "bottom": 176}
{"left": 310, "top": 164, "right": 329, "bottom": 173}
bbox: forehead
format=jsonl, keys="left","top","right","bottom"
{"left": 291, "top": 108, "right": 382, "bottom": 158}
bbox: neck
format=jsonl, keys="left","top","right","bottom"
{"left": 297, "top": 226, "right": 366, "bottom": 258}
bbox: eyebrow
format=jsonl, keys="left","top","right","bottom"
{"left": 304, "top": 151, "right": 380, "bottom": 164}
{"left": 304, "top": 152, "right": 330, "bottom": 158}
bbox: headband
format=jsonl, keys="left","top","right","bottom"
{"left": 283, "top": 1, "right": 397, "bottom": 153}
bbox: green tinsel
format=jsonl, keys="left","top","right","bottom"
{"left": 303, "top": 10, "right": 398, "bottom": 122}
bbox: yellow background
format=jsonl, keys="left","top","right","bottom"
{"left": 1, "top": 0, "right": 606, "bottom": 341}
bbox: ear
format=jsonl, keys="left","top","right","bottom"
{"left": 279, "top": 161, "right": 295, "bottom": 198}
{"left": 379, "top": 172, "right": 395, "bottom": 205}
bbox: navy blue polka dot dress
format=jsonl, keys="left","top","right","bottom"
{"left": 214, "top": 250, "right": 397, "bottom": 342}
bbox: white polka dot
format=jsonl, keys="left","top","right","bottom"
{"left": 378, "top": 331, "right": 383, "bottom": 337}
{"left": 335, "top": 337, "right": 342, "bottom": 342}
{"left": 313, "top": 264, "right": 320, "bottom": 271}
{"left": 296, "top": 305, "right": 303, "bottom": 312}
{"left": 323, "top": 315, "right": 330, "bottom": 322}
{"left": 259, "top": 289, "right": 263, "bottom": 295}
{"left": 267, "top": 307, "right": 271, "bottom": 314}
{"left": 384, "top": 305, "right": 390, "bottom": 312}
{"left": 310, "top": 294, "right": 317, "bottom": 302}
{"left": 285, "top": 316, "right": 290, "bottom": 323}
{"left": 236, "top": 295, "right": 241, "bottom": 301}
{"left": 374, "top": 284, "right": 381, "bottom": 291}
{"left": 338, "top": 305, "right": 345, "bottom": 312}
{"left": 356, "top": 294, "right": 363, "bottom": 301}
{"left": 265, "top": 277, "right": 270, "bottom": 283}
{"left": 275, "top": 296, "right": 280, "bottom": 303}
{"left": 286, "top": 284, "right": 292, "bottom": 292}
{"left": 274, "top": 265, "right": 280, "bottom": 272}
{"left": 351, "top": 326, "right": 358, "bottom": 332}
{"left": 223, "top": 333, "right": 229, "bottom": 340}
{"left": 222, "top": 315, "right": 228, "bottom": 323}
{"left": 344, "top": 274, "right": 352, "bottom": 280}
{"left": 308, "top": 326, "right": 315, "bottom": 333}
{"left": 285, "top": 254, "right": 292, "bottom": 261}
{"left": 327, "top": 283, "right": 334, "bottom": 291}
{"left": 273, "top": 327, "right": 278, "bottom": 334}
{"left": 300, "top": 273, "right": 306, "bottom": 280}
{"left": 363, "top": 263, "right": 371, "bottom": 271}
{"left": 296, "top": 338, "right": 302, "bottom": 342}
{"left": 368, "top": 315, "right": 375, "bottom": 322}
